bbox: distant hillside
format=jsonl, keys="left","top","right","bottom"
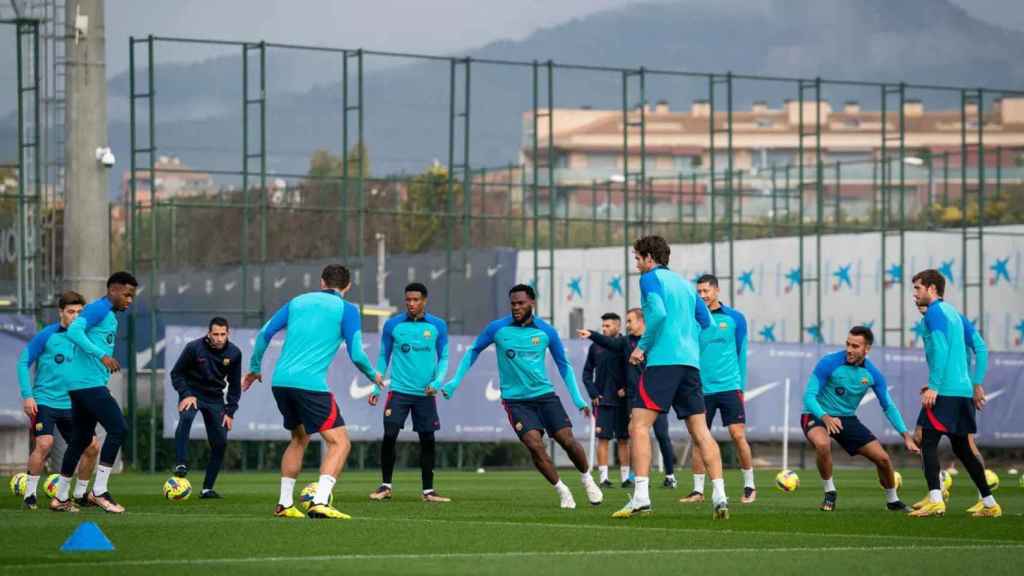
{"left": 2, "top": 0, "right": 1023, "bottom": 196}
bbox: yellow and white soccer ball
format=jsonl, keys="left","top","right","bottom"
{"left": 43, "top": 473, "right": 61, "bottom": 498}
{"left": 775, "top": 469, "right": 799, "bottom": 493}
{"left": 163, "top": 477, "right": 192, "bottom": 501}
{"left": 299, "top": 482, "right": 334, "bottom": 511}
{"left": 985, "top": 469, "right": 999, "bottom": 492}
{"left": 882, "top": 471, "right": 903, "bottom": 490}
{"left": 940, "top": 470, "right": 953, "bottom": 491}
{"left": 9, "top": 472, "right": 28, "bottom": 497}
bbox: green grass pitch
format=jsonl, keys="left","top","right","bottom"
{"left": 1, "top": 468, "right": 1021, "bottom": 575}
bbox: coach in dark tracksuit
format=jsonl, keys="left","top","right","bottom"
{"left": 579, "top": 307, "right": 677, "bottom": 488}
{"left": 580, "top": 313, "right": 631, "bottom": 487}
{"left": 170, "top": 317, "right": 242, "bottom": 498}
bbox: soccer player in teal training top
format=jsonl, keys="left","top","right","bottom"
{"left": 615, "top": 236, "right": 729, "bottom": 519}
{"left": 801, "top": 325, "right": 919, "bottom": 512}
{"left": 908, "top": 269, "right": 1001, "bottom": 518}
{"left": 911, "top": 299, "right": 990, "bottom": 513}
{"left": 244, "top": 265, "right": 383, "bottom": 519}
{"left": 17, "top": 291, "right": 100, "bottom": 510}
{"left": 368, "top": 282, "right": 451, "bottom": 503}
{"left": 52, "top": 272, "right": 137, "bottom": 514}
{"left": 442, "top": 284, "right": 603, "bottom": 509}
{"left": 682, "top": 273, "right": 756, "bottom": 504}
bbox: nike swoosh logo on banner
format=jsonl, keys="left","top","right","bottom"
{"left": 350, "top": 377, "right": 377, "bottom": 399}
{"left": 485, "top": 379, "right": 502, "bottom": 402}
{"left": 743, "top": 381, "right": 781, "bottom": 402}
{"left": 177, "top": 284, "right": 190, "bottom": 295}
{"left": 487, "top": 264, "right": 502, "bottom": 277}
{"left": 431, "top": 268, "right": 446, "bottom": 281}
{"left": 274, "top": 277, "right": 287, "bottom": 289}
{"left": 985, "top": 388, "right": 1006, "bottom": 402}
{"left": 224, "top": 281, "right": 237, "bottom": 292}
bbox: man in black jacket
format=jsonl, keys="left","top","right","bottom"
{"left": 579, "top": 308, "right": 677, "bottom": 489}
{"left": 170, "top": 317, "right": 242, "bottom": 498}
{"left": 580, "top": 313, "right": 630, "bottom": 487}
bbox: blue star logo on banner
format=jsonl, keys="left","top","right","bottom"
{"left": 738, "top": 270, "right": 755, "bottom": 294}
{"left": 567, "top": 276, "right": 583, "bottom": 301}
{"left": 784, "top": 267, "right": 801, "bottom": 294}
{"left": 832, "top": 264, "right": 852, "bottom": 291}
{"left": 806, "top": 324, "right": 824, "bottom": 344}
{"left": 862, "top": 320, "right": 875, "bottom": 330}
{"left": 990, "top": 258, "right": 1010, "bottom": 285}
{"left": 759, "top": 323, "right": 776, "bottom": 343}
{"left": 885, "top": 263, "right": 902, "bottom": 288}
{"left": 1015, "top": 319, "right": 1024, "bottom": 347}
{"left": 608, "top": 275, "right": 623, "bottom": 299}
{"left": 939, "top": 259, "right": 955, "bottom": 284}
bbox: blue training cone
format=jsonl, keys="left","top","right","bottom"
{"left": 60, "top": 522, "right": 115, "bottom": 552}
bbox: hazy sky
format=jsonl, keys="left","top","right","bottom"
{"left": 102, "top": 0, "right": 1024, "bottom": 77}
{"left": 1, "top": 0, "right": 1022, "bottom": 116}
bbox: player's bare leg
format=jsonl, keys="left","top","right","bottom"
{"left": 685, "top": 413, "right": 728, "bottom": 518}
{"left": 307, "top": 426, "right": 352, "bottom": 519}
{"left": 596, "top": 437, "right": 611, "bottom": 485}
{"left": 613, "top": 408, "right": 657, "bottom": 518}
{"left": 553, "top": 427, "right": 603, "bottom": 505}
{"left": 858, "top": 441, "right": 908, "bottom": 511}
{"left": 683, "top": 436, "right": 708, "bottom": 503}
{"left": 616, "top": 438, "right": 631, "bottom": 486}
{"left": 806, "top": 426, "right": 836, "bottom": 511}
{"left": 728, "top": 424, "right": 756, "bottom": 503}
{"left": 520, "top": 429, "right": 576, "bottom": 508}
{"left": 275, "top": 426, "right": 310, "bottom": 518}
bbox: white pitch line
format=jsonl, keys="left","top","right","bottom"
{"left": 64, "top": 511, "right": 1022, "bottom": 547}
{"left": 5, "top": 543, "right": 1023, "bottom": 571}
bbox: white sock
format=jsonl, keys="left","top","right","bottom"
{"left": 633, "top": 476, "right": 651, "bottom": 506}
{"left": 598, "top": 465, "right": 609, "bottom": 482}
{"left": 742, "top": 468, "right": 755, "bottom": 489}
{"left": 620, "top": 466, "right": 630, "bottom": 481}
{"left": 711, "top": 478, "right": 727, "bottom": 505}
{"left": 928, "top": 489, "right": 943, "bottom": 503}
{"left": 56, "top": 475, "right": 72, "bottom": 501}
{"left": 25, "top": 475, "right": 39, "bottom": 499}
{"left": 982, "top": 495, "right": 997, "bottom": 507}
{"left": 314, "top": 474, "right": 336, "bottom": 505}
{"left": 581, "top": 471, "right": 594, "bottom": 484}
{"left": 74, "top": 479, "right": 90, "bottom": 499}
{"left": 92, "top": 465, "right": 112, "bottom": 496}
{"left": 381, "top": 482, "right": 393, "bottom": 489}
{"left": 666, "top": 473, "right": 676, "bottom": 481}
{"left": 279, "top": 477, "right": 296, "bottom": 507}
{"left": 693, "top": 473, "right": 705, "bottom": 494}
{"left": 553, "top": 479, "right": 570, "bottom": 495}
{"left": 823, "top": 477, "right": 836, "bottom": 493}
{"left": 885, "top": 488, "right": 899, "bottom": 503}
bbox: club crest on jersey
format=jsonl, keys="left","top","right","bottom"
{"left": 35, "top": 422, "right": 43, "bottom": 431}
{"left": 595, "top": 426, "right": 603, "bottom": 434}
{"left": 515, "top": 421, "right": 523, "bottom": 431}
{"left": 223, "top": 358, "right": 231, "bottom": 366}
{"left": 55, "top": 354, "right": 65, "bottom": 364}
{"left": 861, "top": 377, "right": 868, "bottom": 385}
{"left": 423, "top": 330, "right": 432, "bottom": 339}
{"left": 384, "top": 409, "right": 392, "bottom": 417}
{"left": 531, "top": 336, "right": 541, "bottom": 345}
{"left": 719, "top": 322, "right": 728, "bottom": 329}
